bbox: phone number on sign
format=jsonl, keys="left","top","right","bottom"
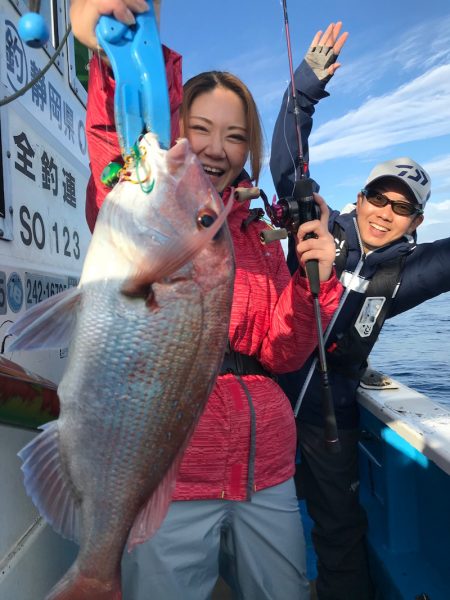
{"left": 25, "top": 273, "right": 78, "bottom": 308}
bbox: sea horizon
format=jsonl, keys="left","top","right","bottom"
{"left": 370, "top": 293, "right": 450, "bottom": 408}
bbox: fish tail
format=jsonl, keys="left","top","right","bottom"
{"left": 46, "top": 564, "right": 121, "bottom": 600}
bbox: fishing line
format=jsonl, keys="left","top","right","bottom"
{"left": 281, "top": 0, "right": 307, "bottom": 181}
{"left": 282, "top": 95, "right": 297, "bottom": 198}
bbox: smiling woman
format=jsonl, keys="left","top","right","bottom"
{"left": 115, "top": 67, "right": 339, "bottom": 600}
{"left": 180, "top": 70, "right": 263, "bottom": 193}
{"left": 184, "top": 87, "right": 249, "bottom": 193}
{"left": 68, "top": 4, "right": 343, "bottom": 597}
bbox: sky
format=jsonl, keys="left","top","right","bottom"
{"left": 160, "top": 0, "right": 450, "bottom": 243}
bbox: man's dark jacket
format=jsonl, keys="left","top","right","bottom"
{"left": 270, "top": 61, "right": 450, "bottom": 428}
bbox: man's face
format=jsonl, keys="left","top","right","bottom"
{"left": 356, "top": 179, "right": 424, "bottom": 253}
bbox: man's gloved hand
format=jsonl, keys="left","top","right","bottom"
{"left": 305, "top": 21, "right": 348, "bottom": 83}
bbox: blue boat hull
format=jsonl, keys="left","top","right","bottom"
{"left": 360, "top": 405, "right": 450, "bottom": 599}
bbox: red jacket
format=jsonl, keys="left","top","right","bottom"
{"left": 174, "top": 180, "right": 341, "bottom": 500}
{"left": 84, "top": 48, "right": 342, "bottom": 500}
{"left": 84, "top": 48, "right": 183, "bottom": 232}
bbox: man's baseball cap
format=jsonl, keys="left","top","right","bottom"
{"left": 365, "top": 157, "right": 431, "bottom": 208}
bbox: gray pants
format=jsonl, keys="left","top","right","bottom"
{"left": 122, "top": 478, "right": 309, "bottom": 600}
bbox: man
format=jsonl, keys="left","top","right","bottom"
{"left": 270, "top": 34, "right": 450, "bottom": 600}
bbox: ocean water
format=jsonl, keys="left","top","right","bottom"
{"left": 369, "top": 293, "right": 450, "bottom": 408}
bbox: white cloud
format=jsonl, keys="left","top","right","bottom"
{"left": 333, "top": 14, "right": 450, "bottom": 96}
{"left": 433, "top": 200, "right": 450, "bottom": 212}
{"left": 425, "top": 199, "right": 450, "bottom": 225}
{"left": 310, "top": 65, "right": 450, "bottom": 162}
{"left": 420, "top": 195, "right": 450, "bottom": 245}
{"left": 424, "top": 155, "right": 450, "bottom": 181}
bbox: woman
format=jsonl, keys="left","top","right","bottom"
{"left": 71, "top": 4, "right": 343, "bottom": 599}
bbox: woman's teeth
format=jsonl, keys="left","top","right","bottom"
{"left": 203, "top": 165, "right": 224, "bottom": 176}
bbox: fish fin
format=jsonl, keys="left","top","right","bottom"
{"left": 121, "top": 188, "right": 234, "bottom": 292}
{"left": 121, "top": 279, "right": 154, "bottom": 301}
{"left": 8, "top": 286, "right": 81, "bottom": 351}
{"left": 46, "top": 564, "right": 121, "bottom": 600}
{"left": 127, "top": 450, "right": 184, "bottom": 551}
{"left": 166, "top": 137, "right": 189, "bottom": 174}
{"left": 19, "top": 421, "right": 81, "bottom": 543}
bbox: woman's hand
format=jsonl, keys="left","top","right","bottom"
{"left": 305, "top": 21, "right": 349, "bottom": 82}
{"left": 295, "top": 194, "right": 336, "bottom": 282}
{"left": 70, "top": 0, "right": 157, "bottom": 50}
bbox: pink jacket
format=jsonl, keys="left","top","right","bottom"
{"left": 173, "top": 179, "right": 341, "bottom": 500}
{"left": 84, "top": 48, "right": 183, "bottom": 232}
{"left": 84, "top": 49, "right": 342, "bottom": 501}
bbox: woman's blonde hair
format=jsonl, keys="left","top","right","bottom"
{"left": 181, "top": 71, "right": 263, "bottom": 184}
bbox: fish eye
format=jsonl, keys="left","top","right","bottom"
{"left": 197, "top": 209, "right": 217, "bottom": 229}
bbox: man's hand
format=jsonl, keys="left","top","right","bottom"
{"left": 305, "top": 21, "right": 349, "bottom": 83}
{"left": 70, "top": 0, "right": 157, "bottom": 49}
{"left": 295, "top": 195, "right": 336, "bottom": 282}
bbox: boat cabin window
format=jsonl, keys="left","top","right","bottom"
{"left": 73, "top": 40, "right": 90, "bottom": 94}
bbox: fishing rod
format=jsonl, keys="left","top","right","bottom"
{"left": 261, "top": 0, "right": 340, "bottom": 453}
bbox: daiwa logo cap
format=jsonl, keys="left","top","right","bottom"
{"left": 365, "top": 157, "right": 431, "bottom": 208}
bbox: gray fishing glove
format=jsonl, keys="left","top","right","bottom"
{"left": 305, "top": 45, "right": 338, "bottom": 82}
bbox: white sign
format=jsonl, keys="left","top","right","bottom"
{"left": 0, "top": 16, "right": 87, "bottom": 164}
{"left": 5, "top": 109, "right": 91, "bottom": 270}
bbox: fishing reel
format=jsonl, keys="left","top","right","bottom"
{"left": 260, "top": 176, "right": 320, "bottom": 244}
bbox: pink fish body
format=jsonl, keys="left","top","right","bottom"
{"left": 10, "top": 135, "right": 235, "bottom": 599}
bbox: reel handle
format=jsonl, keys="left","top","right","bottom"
{"left": 260, "top": 228, "right": 288, "bottom": 244}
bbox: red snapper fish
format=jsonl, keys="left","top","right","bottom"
{"left": 9, "top": 133, "right": 235, "bottom": 599}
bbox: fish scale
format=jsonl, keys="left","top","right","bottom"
{"left": 60, "top": 288, "right": 201, "bottom": 510}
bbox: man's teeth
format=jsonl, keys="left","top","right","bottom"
{"left": 371, "top": 223, "right": 389, "bottom": 232}
{"left": 203, "top": 166, "right": 223, "bottom": 175}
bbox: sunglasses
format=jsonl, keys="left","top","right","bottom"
{"left": 361, "top": 189, "right": 423, "bottom": 217}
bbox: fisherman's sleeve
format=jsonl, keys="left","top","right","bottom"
{"left": 84, "top": 47, "right": 183, "bottom": 232}
{"left": 257, "top": 249, "right": 342, "bottom": 374}
{"left": 270, "top": 60, "right": 329, "bottom": 200}
{"left": 389, "top": 238, "right": 450, "bottom": 317}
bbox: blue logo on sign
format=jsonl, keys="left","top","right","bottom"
{"left": 7, "top": 272, "right": 24, "bottom": 313}
{"left": 5, "top": 20, "right": 29, "bottom": 92}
